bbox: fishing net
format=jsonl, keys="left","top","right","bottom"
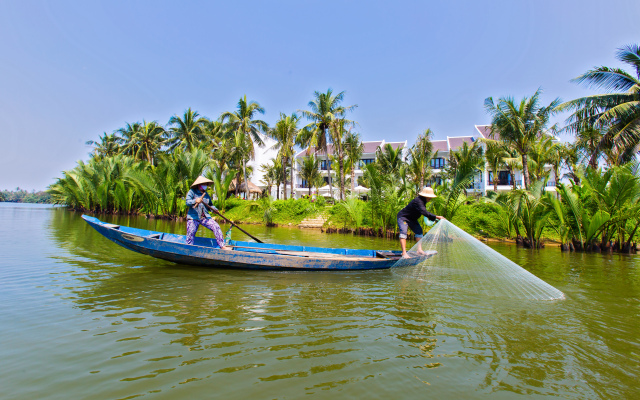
{"left": 393, "top": 220, "right": 565, "bottom": 301}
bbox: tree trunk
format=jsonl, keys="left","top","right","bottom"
{"left": 521, "top": 153, "right": 530, "bottom": 189}
{"left": 492, "top": 168, "right": 498, "bottom": 192}
{"left": 291, "top": 157, "right": 295, "bottom": 200}
{"left": 242, "top": 159, "right": 249, "bottom": 200}
{"left": 625, "top": 221, "right": 640, "bottom": 252}
{"left": 327, "top": 158, "right": 334, "bottom": 200}
{"left": 338, "top": 157, "right": 345, "bottom": 201}
{"left": 282, "top": 156, "right": 287, "bottom": 200}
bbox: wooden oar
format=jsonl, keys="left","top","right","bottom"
{"left": 196, "top": 192, "right": 264, "bottom": 244}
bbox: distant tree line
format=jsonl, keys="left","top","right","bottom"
{"left": 1, "top": 188, "right": 52, "bottom": 203}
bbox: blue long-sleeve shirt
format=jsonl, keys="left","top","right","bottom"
{"left": 185, "top": 188, "right": 217, "bottom": 220}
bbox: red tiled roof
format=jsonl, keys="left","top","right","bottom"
{"left": 297, "top": 141, "right": 383, "bottom": 158}
{"left": 363, "top": 141, "right": 383, "bottom": 153}
{"left": 432, "top": 140, "right": 448, "bottom": 152}
{"left": 448, "top": 136, "right": 475, "bottom": 150}
{"left": 475, "top": 125, "right": 501, "bottom": 141}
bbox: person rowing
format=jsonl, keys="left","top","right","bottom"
{"left": 397, "top": 186, "right": 445, "bottom": 258}
{"left": 185, "top": 176, "right": 232, "bottom": 250}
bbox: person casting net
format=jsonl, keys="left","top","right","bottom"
{"left": 393, "top": 188, "right": 564, "bottom": 301}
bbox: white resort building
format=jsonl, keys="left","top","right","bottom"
{"left": 429, "top": 125, "right": 558, "bottom": 195}
{"left": 248, "top": 125, "right": 557, "bottom": 199}
{"left": 291, "top": 140, "right": 408, "bottom": 199}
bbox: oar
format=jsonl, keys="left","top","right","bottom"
{"left": 197, "top": 192, "right": 264, "bottom": 244}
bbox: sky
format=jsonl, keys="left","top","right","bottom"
{"left": 0, "top": 0, "right": 638, "bottom": 191}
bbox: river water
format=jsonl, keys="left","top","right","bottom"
{"left": 1, "top": 203, "right": 638, "bottom": 399}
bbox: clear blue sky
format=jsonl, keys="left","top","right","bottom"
{"left": 1, "top": 0, "right": 638, "bottom": 191}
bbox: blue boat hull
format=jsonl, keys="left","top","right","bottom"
{"left": 82, "top": 215, "right": 429, "bottom": 271}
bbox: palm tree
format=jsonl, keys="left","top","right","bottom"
{"left": 329, "top": 119, "right": 349, "bottom": 200}
{"left": 343, "top": 130, "right": 364, "bottom": 193}
{"left": 269, "top": 113, "right": 300, "bottom": 200}
{"left": 299, "top": 89, "right": 357, "bottom": 200}
{"left": 167, "top": 108, "right": 208, "bottom": 152}
{"left": 481, "top": 139, "right": 508, "bottom": 193}
{"left": 528, "top": 135, "right": 556, "bottom": 183}
{"left": 116, "top": 122, "right": 143, "bottom": 157}
{"left": 221, "top": 95, "right": 268, "bottom": 198}
{"left": 557, "top": 44, "right": 640, "bottom": 166}
{"left": 485, "top": 89, "right": 560, "bottom": 189}
{"left": 410, "top": 129, "right": 434, "bottom": 189}
{"left": 260, "top": 158, "right": 284, "bottom": 199}
{"left": 298, "top": 155, "right": 321, "bottom": 197}
{"left": 509, "top": 180, "right": 552, "bottom": 249}
{"left": 447, "top": 141, "right": 484, "bottom": 188}
{"left": 86, "top": 132, "right": 120, "bottom": 159}
{"left": 259, "top": 161, "right": 279, "bottom": 196}
{"left": 376, "top": 143, "right": 403, "bottom": 179}
{"left": 134, "top": 121, "right": 166, "bottom": 164}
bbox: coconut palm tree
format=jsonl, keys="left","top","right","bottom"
{"left": 298, "top": 155, "right": 322, "bottom": 197}
{"left": 269, "top": 113, "right": 300, "bottom": 200}
{"left": 116, "top": 122, "right": 143, "bottom": 157}
{"left": 557, "top": 44, "right": 640, "bottom": 166}
{"left": 299, "top": 89, "right": 357, "bottom": 200}
{"left": 221, "top": 95, "right": 268, "bottom": 198}
{"left": 480, "top": 139, "right": 509, "bottom": 193}
{"left": 167, "top": 108, "right": 208, "bottom": 152}
{"left": 343, "top": 130, "right": 364, "bottom": 193}
{"left": 376, "top": 143, "right": 404, "bottom": 179}
{"left": 329, "top": 119, "right": 349, "bottom": 200}
{"left": 447, "top": 141, "right": 484, "bottom": 191}
{"left": 133, "top": 121, "right": 166, "bottom": 164}
{"left": 259, "top": 161, "right": 279, "bottom": 197}
{"left": 86, "top": 132, "right": 120, "bottom": 160}
{"left": 485, "top": 89, "right": 560, "bottom": 189}
{"left": 409, "top": 129, "right": 434, "bottom": 189}
{"left": 528, "top": 135, "right": 556, "bottom": 183}
{"left": 260, "top": 158, "right": 284, "bottom": 199}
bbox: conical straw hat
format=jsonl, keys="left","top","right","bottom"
{"left": 418, "top": 186, "right": 437, "bottom": 198}
{"left": 191, "top": 176, "right": 214, "bottom": 188}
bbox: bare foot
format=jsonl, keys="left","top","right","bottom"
{"left": 402, "top": 252, "right": 410, "bottom": 259}
{"left": 417, "top": 249, "right": 426, "bottom": 255}
{"left": 220, "top": 246, "right": 233, "bottom": 251}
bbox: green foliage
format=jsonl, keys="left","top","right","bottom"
{"left": 330, "top": 195, "right": 365, "bottom": 230}
{"left": 0, "top": 189, "right": 52, "bottom": 203}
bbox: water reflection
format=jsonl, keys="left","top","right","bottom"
{"left": 26, "top": 209, "right": 640, "bottom": 398}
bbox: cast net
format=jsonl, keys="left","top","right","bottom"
{"left": 393, "top": 220, "right": 565, "bottom": 301}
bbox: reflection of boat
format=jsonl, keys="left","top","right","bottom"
{"left": 83, "top": 215, "right": 435, "bottom": 271}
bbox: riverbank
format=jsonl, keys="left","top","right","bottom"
{"left": 71, "top": 197, "right": 630, "bottom": 251}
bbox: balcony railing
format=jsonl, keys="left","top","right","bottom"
{"left": 488, "top": 180, "right": 512, "bottom": 186}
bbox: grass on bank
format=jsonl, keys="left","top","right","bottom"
{"left": 221, "top": 196, "right": 563, "bottom": 243}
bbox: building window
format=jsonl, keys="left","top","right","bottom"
{"left": 301, "top": 179, "right": 309, "bottom": 188}
{"left": 320, "top": 160, "right": 332, "bottom": 170}
{"left": 489, "top": 171, "right": 512, "bottom": 186}
{"left": 323, "top": 177, "right": 332, "bottom": 185}
{"left": 430, "top": 158, "right": 445, "bottom": 168}
{"left": 359, "top": 159, "right": 374, "bottom": 168}
{"left": 426, "top": 176, "right": 443, "bottom": 186}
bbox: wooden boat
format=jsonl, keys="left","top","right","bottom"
{"left": 82, "top": 215, "right": 435, "bottom": 271}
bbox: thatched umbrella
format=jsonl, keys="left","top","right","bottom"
{"left": 230, "top": 179, "right": 262, "bottom": 199}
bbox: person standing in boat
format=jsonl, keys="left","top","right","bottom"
{"left": 397, "top": 186, "right": 445, "bottom": 258}
{"left": 185, "top": 176, "right": 231, "bottom": 250}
